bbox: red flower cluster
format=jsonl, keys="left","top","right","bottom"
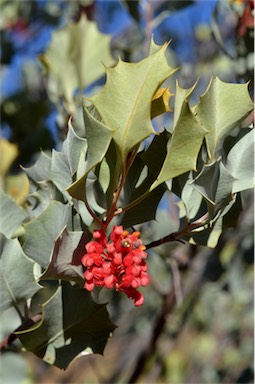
{"left": 82, "top": 226, "right": 150, "bottom": 306}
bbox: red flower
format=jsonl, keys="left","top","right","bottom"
{"left": 81, "top": 226, "right": 150, "bottom": 306}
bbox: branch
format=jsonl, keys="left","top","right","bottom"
{"left": 127, "top": 287, "right": 176, "bottom": 384}
{"left": 145, "top": 213, "right": 209, "bottom": 250}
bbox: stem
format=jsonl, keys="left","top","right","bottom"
{"left": 145, "top": 213, "right": 209, "bottom": 249}
{"left": 103, "top": 146, "right": 140, "bottom": 228}
{"left": 127, "top": 288, "right": 176, "bottom": 384}
{"left": 103, "top": 170, "right": 126, "bottom": 228}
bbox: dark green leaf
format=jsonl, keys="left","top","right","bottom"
{"left": 17, "top": 282, "right": 116, "bottom": 369}
{"left": 121, "top": 185, "right": 166, "bottom": 228}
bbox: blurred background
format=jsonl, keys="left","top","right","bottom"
{"left": 0, "top": 0, "right": 254, "bottom": 383}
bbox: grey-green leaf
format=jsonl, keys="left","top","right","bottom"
{"left": 22, "top": 201, "right": 71, "bottom": 268}
{"left": 0, "top": 189, "right": 27, "bottom": 239}
{"left": 194, "top": 77, "right": 254, "bottom": 160}
{"left": 226, "top": 129, "right": 254, "bottom": 193}
{"left": 50, "top": 120, "right": 87, "bottom": 195}
{"left": 0, "top": 237, "right": 40, "bottom": 313}
{"left": 66, "top": 106, "right": 115, "bottom": 202}
{"left": 23, "top": 151, "right": 51, "bottom": 182}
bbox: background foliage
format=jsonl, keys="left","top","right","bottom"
{"left": 0, "top": 0, "right": 254, "bottom": 383}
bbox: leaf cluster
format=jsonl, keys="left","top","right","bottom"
{"left": 0, "top": 39, "right": 253, "bottom": 369}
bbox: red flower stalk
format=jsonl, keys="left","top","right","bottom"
{"left": 81, "top": 226, "right": 150, "bottom": 306}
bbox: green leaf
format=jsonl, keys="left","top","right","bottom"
{"left": 42, "top": 228, "right": 88, "bottom": 283}
{"left": 17, "top": 282, "right": 116, "bottom": 369}
{"left": 141, "top": 129, "right": 170, "bottom": 178}
{"left": 226, "top": 129, "right": 254, "bottom": 193}
{"left": 39, "top": 15, "right": 114, "bottom": 112}
{"left": 22, "top": 201, "right": 71, "bottom": 268}
{"left": 194, "top": 77, "right": 254, "bottom": 160}
{"left": 188, "top": 198, "right": 237, "bottom": 248}
{"left": 66, "top": 106, "right": 115, "bottom": 202}
{"left": 121, "top": 186, "right": 166, "bottom": 228}
{"left": 0, "top": 189, "right": 27, "bottom": 239}
{"left": 50, "top": 120, "right": 87, "bottom": 196}
{"left": 89, "top": 39, "right": 177, "bottom": 166}
{"left": 192, "top": 160, "right": 236, "bottom": 216}
{"left": 173, "top": 81, "right": 197, "bottom": 128}
{"left": 23, "top": 151, "right": 51, "bottom": 182}
{"left": 121, "top": 131, "right": 170, "bottom": 227}
{"left": 123, "top": 155, "right": 146, "bottom": 204}
{"left": 214, "top": 162, "right": 236, "bottom": 212}
{"left": 0, "top": 237, "right": 40, "bottom": 313}
{"left": 151, "top": 87, "right": 207, "bottom": 190}
{"left": 179, "top": 176, "right": 203, "bottom": 221}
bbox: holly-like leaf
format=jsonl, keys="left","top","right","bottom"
{"left": 226, "top": 129, "right": 254, "bottom": 193}
{"left": 89, "top": 39, "right": 177, "bottom": 166}
{"left": 39, "top": 15, "right": 114, "bottom": 112}
{"left": 0, "top": 237, "right": 40, "bottom": 313}
{"left": 121, "top": 131, "right": 169, "bottom": 227}
{"left": 194, "top": 77, "right": 254, "bottom": 160}
{"left": 179, "top": 176, "right": 203, "bottom": 221}
{"left": 141, "top": 129, "right": 170, "bottom": 178}
{"left": 23, "top": 151, "right": 51, "bottom": 182}
{"left": 16, "top": 282, "right": 116, "bottom": 369}
{"left": 192, "top": 160, "right": 236, "bottom": 217}
{"left": 22, "top": 201, "right": 71, "bottom": 268}
{"left": 150, "top": 86, "right": 207, "bottom": 190}
{"left": 0, "top": 188, "right": 27, "bottom": 239}
{"left": 50, "top": 120, "right": 87, "bottom": 196}
{"left": 188, "top": 197, "right": 237, "bottom": 248}
{"left": 121, "top": 185, "right": 166, "bottom": 228}
{"left": 66, "top": 106, "right": 115, "bottom": 202}
{"left": 42, "top": 228, "right": 88, "bottom": 283}
{"left": 173, "top": 81, "right": 197, "bottom": 128}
